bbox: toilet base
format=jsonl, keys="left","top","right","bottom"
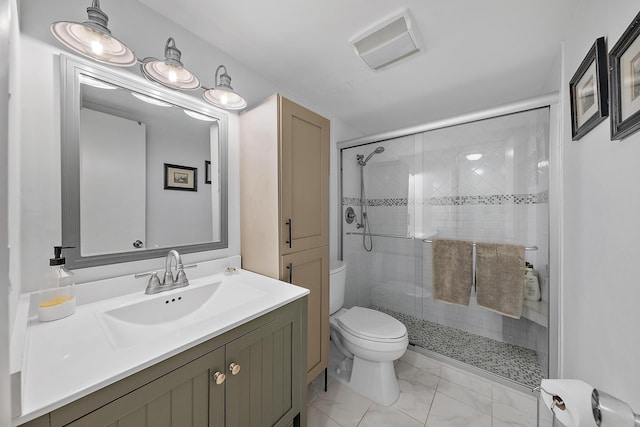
{"left": 328, "top": 341, "right": 400, "bottom": 406}
{"left": 349, "top": 356, "right": 400, "bottom": 406}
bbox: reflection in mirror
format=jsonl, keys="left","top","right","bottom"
{"left": 61, "top": 55, "right": 228, "bottom": 268}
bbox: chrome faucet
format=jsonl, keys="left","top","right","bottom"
{"left": 134, "top": 250, "right": 197, "bottom": 294}
{"left": 163, "top": 249, "right": 181, "bottom": 288}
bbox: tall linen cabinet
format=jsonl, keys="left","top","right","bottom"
{"left": 240, "top": 94, "right": 330, "bottom": 383}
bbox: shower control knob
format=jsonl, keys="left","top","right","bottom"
{"left": 345, "top": 207, "right": 356, "bottom": 224}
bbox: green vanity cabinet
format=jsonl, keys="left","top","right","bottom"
{"left": 20, "top": 297, "right": 307, "bottom": 427}
{"left": 66, "top": 348, "right": 226, "bottom": 427}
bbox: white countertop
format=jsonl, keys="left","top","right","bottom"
{"left": 12, "top": 256, "right": 308, "bottom": 426}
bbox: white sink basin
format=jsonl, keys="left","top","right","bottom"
{"left": 97, "top": 278, "right": 266, "bottom": 348}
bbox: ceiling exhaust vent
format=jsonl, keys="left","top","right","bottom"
{"left": 351, "top": 10, "right": 420, "bottom": 71}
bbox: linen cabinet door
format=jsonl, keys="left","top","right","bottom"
{"left": 64, "top": 348, "right": 225, "bottom": 427}
{"left": 281, "top": 246, "right": 329, "bottom": 383}
{"left": 225, "top": 312, "right": 301, "bottom": 427}
{"left": 279, "top": 97, "right": 330, "bottom": 255}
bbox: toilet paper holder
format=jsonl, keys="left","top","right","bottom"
{"left": 536, "top": 385, "right": 640, "bottom": 427}
{"left": 591, "top": 389, "right": 640, "bottom": 427}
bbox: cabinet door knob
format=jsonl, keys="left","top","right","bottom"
{"left": 229, "top": 363, "right": 241, "bottom": 375}
{"left": 212, "top": 371, "right": 226, "bottom": 385}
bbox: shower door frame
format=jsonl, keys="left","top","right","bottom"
{"left": 336, "top": 92, "right": 563, "bottom": 383}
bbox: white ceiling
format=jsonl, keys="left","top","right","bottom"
{"left": 138, "top": 0, "right": 578, "bottom": 136}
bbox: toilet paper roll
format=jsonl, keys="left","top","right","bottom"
{"left": 540, "top": 379, "right": 597, "bottom": 427}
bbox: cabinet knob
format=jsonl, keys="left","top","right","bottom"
{"left": 229, "top": 363, "right": 241, "bottom": 375}
{"left": 212, "top": 371, "right": 226, "bottom": 385}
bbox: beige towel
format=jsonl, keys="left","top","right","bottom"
{"left": 475, "top": 242, "right": 525, "bottom": 318}
{"left": 432, "top": 239, "right": 474, "bottom": 306}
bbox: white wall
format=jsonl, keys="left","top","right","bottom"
{"left": 561, "top": 0, "right": 640, "bottom": 409}
{"left": 0, "top": 0, "right": 11, "bottom": 423}
{"left": 144, "top": 115, "right": 214, "bottom": 248}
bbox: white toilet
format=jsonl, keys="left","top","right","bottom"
{"left": 329, "top": 259, "right": 408, "bottom": 406}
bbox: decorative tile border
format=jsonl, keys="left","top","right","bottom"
{"left": 343, "top": 191, "right": 549, "bottom": 207}
{"left": 343, "top": 197, "right": 408, "bottom": 207}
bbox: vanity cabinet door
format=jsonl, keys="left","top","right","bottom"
{"left": 225, "top": 312, "right": 302, "bottom": 427}
{"left": 64, "top": 348, "right": 225, "bottom": 427}
{"left": 281, "top": 246, "right": 329, "bottom": 383}
{"left": 279, "top": 96, "right": 330, "bottom": 255}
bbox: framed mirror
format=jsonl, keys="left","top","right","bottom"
{"left": 60, "top": 55, "right": 228, "bottom": 268}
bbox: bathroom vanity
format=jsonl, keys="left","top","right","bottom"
{"left": 12, "top": 257, "right": 308, "bottom": 427}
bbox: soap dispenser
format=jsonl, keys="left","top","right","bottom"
{"left": 38, "top": 246, "right": 76, "bottom": 322}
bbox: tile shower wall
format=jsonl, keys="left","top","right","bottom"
{"left": 341, "top": 108, "right": 550, "bottom": 376}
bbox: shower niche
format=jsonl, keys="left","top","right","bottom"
{"left": 339, "top": 107, "right": 550, "bottom": 389}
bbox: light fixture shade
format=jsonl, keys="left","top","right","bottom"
{"left": 50, "top": 0, "right": 136, "bottom": 67}
{"left": 184, "top": 109, "right": 218, "bottom": 122}
{"left": 465, "top": 153, "right": 483, "bottom": 161}
{"left": 202, "top": 65, "right": 247, "bottom": 110}
{"left": 131, "top": 92, "right": 173, "bottom": 107}
{"left": 140, "top": 38, "right": 200, "bottom": 91}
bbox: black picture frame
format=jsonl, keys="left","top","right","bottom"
{"left": 164, "top": 163, "right": 197, "bottom": 192}
{"left": 610, "top": 11, "right": 640, "bottom": 140}
{"left": 569, "top": 37, "right": 608, "bottom": 141}
{"left": 205, "top": 160, "right": 212, "bottom": 184}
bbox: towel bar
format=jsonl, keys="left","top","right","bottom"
{"left": 346, "top": 233, "right": 538, "bottom": 251}
{"left": 345, "top": 232, "right": 414, "bottom": 240}
{"left": 422, "top": 239, "right": 538, "bottom": 251}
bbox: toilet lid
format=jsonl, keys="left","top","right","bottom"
{"left": 337, "top": 307, "right": 406, "bottom": 340}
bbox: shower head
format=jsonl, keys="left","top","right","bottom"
{"left": 359, "top": 146, "right": 385, "bottom": 166}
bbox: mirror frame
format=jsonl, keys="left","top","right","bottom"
{"left": 60, "top": 54, "right": 229, "bottom": 269}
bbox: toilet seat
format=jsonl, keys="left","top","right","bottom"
{"left": 337, "top": 307, "right": 407, "bottom": 343}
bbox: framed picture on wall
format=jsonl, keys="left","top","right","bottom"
{"left": 164, "top": 163, "right": 198, "bottom": 191}
{"left": 610, "top": 11, "right": 640, "bottom": 140}
{"left": 205, "top": 160, "right": 212, "bottom": 184}
{"left": 569, "top": 37, "right": 608, "bottom": 141}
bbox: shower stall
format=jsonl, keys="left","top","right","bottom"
{"left": 339, "top": 105, "right": 551, "bottom": 390}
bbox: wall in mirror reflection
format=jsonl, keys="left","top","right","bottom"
{"left": 79, "top": 79, "right": 220, "bottom": 257}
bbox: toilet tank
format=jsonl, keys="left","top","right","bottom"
{"left": 329, "top": 259, "right": 347, "bottom": 314}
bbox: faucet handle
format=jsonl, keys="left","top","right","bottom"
{"left": 173, "top": 263, "right": 196, "bottom": 288}
{"left": 135, "top": 271, "right": 163, "bottom": 295}
{"left": 134, "top": 271, "right": 158, "bottom": 279}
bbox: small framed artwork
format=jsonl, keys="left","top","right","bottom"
{"left": 205, "top": 160, "right": 212, "bottom": 184}
{"left": 569, "top": 37, "right": 608, "bottom": 141}
{"left": 164, "top": 163, "right": 197, "bottom": 191}
{"left": 610, "top": 11, "right": 640, "bottom": 140}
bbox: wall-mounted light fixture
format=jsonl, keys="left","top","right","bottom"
{"left": 51, "top": 0, "right": 247, "bottom": 110}
{"left": 140, "top": 38, "right": 200, "bottom": 91}
{"left": 202, "top": 66, "right": 247, "bottom": 110}
{"left": 50, "top": 0, "right": 136, "bottom": 67}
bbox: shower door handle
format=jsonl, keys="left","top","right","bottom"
{"left": 286, "top": 263, "right": 293, "bottom": 283}
{"left": 285, "top": 219, "right": 292, "bottom": 248}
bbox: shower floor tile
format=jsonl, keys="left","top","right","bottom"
{"left": 371, "top": 306, "right": 544, "bottom": 389}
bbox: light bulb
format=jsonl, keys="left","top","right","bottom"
{"left": 91, "top": 39, "right": 104, "bottom": 55}
{"left": 220, "top": 94, "right": 228, "bottom": 105}
{"left": 168, "top": 69, "right": 177, "bottom": 83}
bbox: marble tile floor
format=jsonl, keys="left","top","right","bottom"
{"left": 307, "top": 349, "right": 554, "bottom": 427}
{"left": 371, "top": 306, "right": 544, "bottom": 389}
